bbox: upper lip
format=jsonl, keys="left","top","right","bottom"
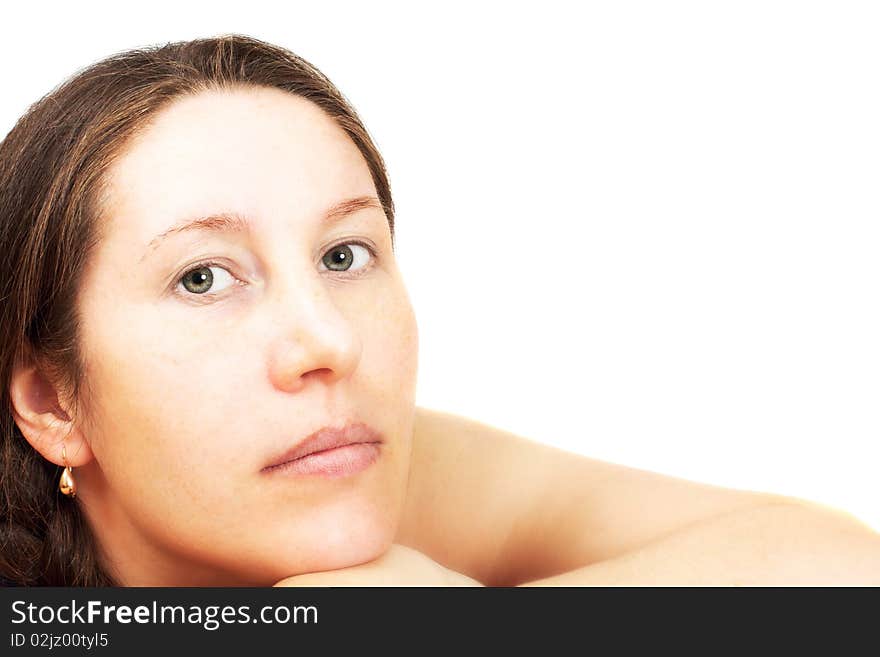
{"left": 262, "top": 421, "right": 384, "bottom": 471}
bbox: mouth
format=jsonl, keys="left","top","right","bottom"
{"left": 261, "top": 421, "right": 384, "bottom": 477}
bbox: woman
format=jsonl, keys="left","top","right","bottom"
{"left": 1, "top": 34, "right": 877, "bottom": 587}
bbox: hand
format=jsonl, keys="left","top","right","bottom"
{"left": 272, "top": 544, "right": 484, "bottom": 587}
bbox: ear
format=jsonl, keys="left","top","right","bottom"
{"left": 8, "top": 354, "right": 94, "bottom": 468}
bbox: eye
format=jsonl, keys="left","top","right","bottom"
{"left": 178, "top": 263, "right": 237, "bottom": 296}
{"left": 320, "top": 241, "right": 376, "bottom": 274}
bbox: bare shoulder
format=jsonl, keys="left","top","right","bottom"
{"left": 395, "top": 406, "right": 543, "bottom": 584}
{"left": 396, "top": 406, "right": 798, "bottom": 586}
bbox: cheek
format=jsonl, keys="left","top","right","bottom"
{"left": 361, "top": 280, "right": 419, "bottom": 390}
{"left": 78, "top": 301, "right": 250, "bottom": 522}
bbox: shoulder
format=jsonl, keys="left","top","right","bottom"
{"left": 396, "top": 407, "right": 540, "bottom": 584}
{"left": 397, "top": 406, "right": 785, "bottom": 585}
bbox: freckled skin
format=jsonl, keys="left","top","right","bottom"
{"left": 72, "top": 87, "right": 419, "bottom": 586}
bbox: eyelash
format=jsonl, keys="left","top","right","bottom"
{"left": 173, "top": 239, "right": 379, "bottom": 303}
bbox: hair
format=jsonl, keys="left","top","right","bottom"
{"left": 0, "top": 34, "right": 395, "bottom": 586}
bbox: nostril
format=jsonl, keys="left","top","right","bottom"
{"left": 299, "top": 368, "right": 334, "bottom": 385}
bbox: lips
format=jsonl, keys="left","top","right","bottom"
{"left": 262, "top": 421, "right": 384, "bottom": 472}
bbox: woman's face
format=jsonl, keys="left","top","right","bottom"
{"left": 73, "top": 86, "right": 419, "bottom": 585}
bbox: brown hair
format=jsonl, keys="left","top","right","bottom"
{"left": 0, "top": 34, "right": 394, "bottom": 586}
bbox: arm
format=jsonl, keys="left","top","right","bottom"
{"left": 276, "top": 504, "right": 879, "bottom": 587}
{"left": 519, "top": 501, "right": 880, "bottom": 585}
{"left": 396, "top": 407, "right": 878, "bottom": 586}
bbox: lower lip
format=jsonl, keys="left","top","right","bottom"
{"left": 263, "top": 442, "right": 381, "bottom": 478}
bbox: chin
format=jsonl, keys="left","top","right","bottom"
{"left": 263, "top": 499, "right": 399, "bottom": 582}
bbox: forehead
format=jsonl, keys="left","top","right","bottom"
{"left": 99, "top": 86, "right": 376, "bottom": 247}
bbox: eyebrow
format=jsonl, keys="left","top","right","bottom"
{"left": 139, "top": 195, "right": 384, "bottom": 262}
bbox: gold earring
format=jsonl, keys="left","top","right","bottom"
{"left": 59, "top": 444, "right": 77, "bottom": 498}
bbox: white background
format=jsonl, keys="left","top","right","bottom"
{"left": 2, "top": 2, "right": 878, "bottom": 530}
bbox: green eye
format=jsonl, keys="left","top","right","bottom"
{"left": 321, "top": 242, "right": 374, "bottom": 273}
{"left": 179, "top": 264, "right": 235, "bottom": 295}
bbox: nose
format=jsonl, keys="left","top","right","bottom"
{"left": 266, "top": 277, "right": 362, "bottom": 394}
